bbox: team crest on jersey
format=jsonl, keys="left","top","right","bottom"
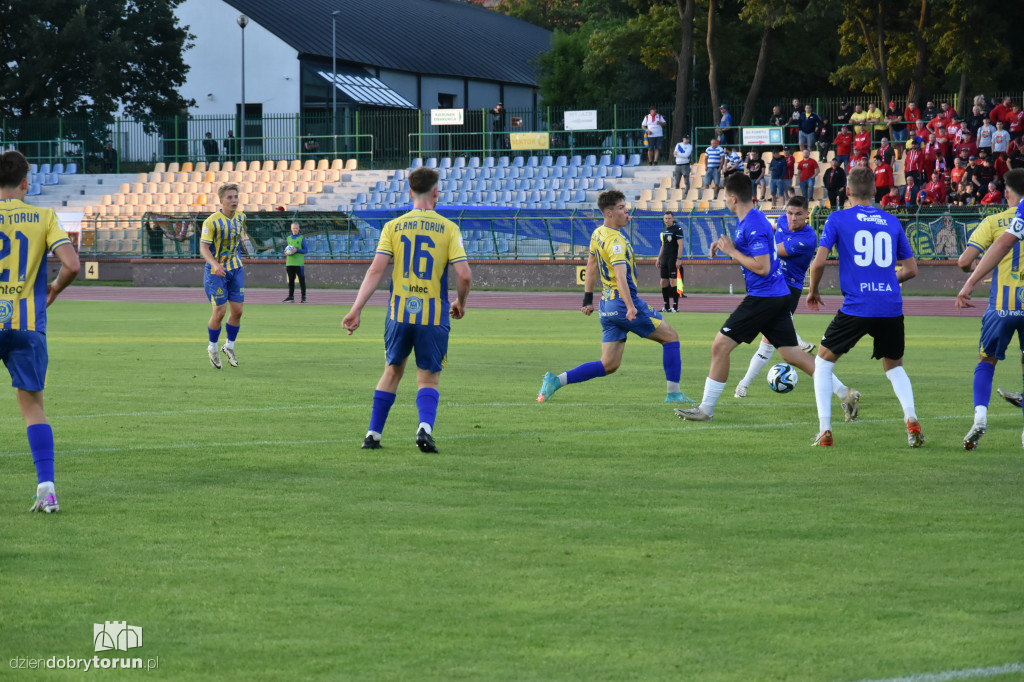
{"left": 216, "top": 288, "right": 224, "bottom": 296}
{"left": 405, "top": 297, "right": 423, "bottom": 314}
{"left": 0, "top": 300, "right": 12, "bottom": 323}
{"left": 612, "top": 244, "right": 623, "bottom": 254}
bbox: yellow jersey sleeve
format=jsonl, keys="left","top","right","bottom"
{"left": 377, "top": 220, "right": 397, "bottom": 256}
{"left": 45, "top": 213, "right": 71, "bottom": 251}
{"left": 447, "top": 225, "right": 468, "bottom": 263}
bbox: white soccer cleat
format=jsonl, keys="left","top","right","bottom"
{"left": 997, "top": 388, "right": 1023, "bottom": 408}
{"left": 675, "top": 406, "right": 712, "bottom": 422}
{"left": 963, "top": 423, "right": 986, "bottom": 451}
{"left": 30, "top": 483, "right": 59, "bottom": 513}
{"left": 734, "top": 384, "right": 748, "bottom": 398}
{"left": 799, "top": 341, "right": 817, "bottom": 354}
{"left": 221, "top": 344, "right": 238, "bottom": 367}
{"left": 841, "top": 389, "right": 861, "bottom": 422}
{"left": 208, "top": 346, "right": 222, "bottom": 369}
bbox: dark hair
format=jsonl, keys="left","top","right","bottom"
{"left": 723, "top": 173, "right": 753, "bottom": 203}
{"left": 408, "top": 167, "right": 440, "bottom": 195}
{"left": 1004, "top": 169, "right": 1024, "bottom": 199}
{"left": 597, "top": 189, "right": 626, "bottom": 212}
{"left": 663, "top": 211, "right": 674, "bottom": 217}
{"left": 0, "top": 150, "right": 29, "bottom": 188}
{"left": 786, "top": 195, "right": 809, "bottom": 210}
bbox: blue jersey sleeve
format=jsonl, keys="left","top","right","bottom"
{"left": 895, "top": 228, "right": 913, "bottom": 261}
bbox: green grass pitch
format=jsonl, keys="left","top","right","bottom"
{"left": 1, "top": 300, "right": 1023, "bottom": 681}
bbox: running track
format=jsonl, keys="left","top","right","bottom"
{"left": 63, "top": 286, "right": 983, "bottom": 317}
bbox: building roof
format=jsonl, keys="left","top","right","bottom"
{"left": 221, "top": 0, "right": 551, "bottom": 87}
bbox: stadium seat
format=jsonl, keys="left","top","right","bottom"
{"left": 627, "top": 154, "right": 641, "bottom": 166}
{"left": 43, "top": 173, "right": 59, "bottom": 185}
{"left": 572, "top": 189, "right": 587, "bottom": 203}
{"left": 511, "top": 157, "right": 524, "bottom": 168}
{"left": 29, "top": 163, "right": 39, "bottom": 174}
{"left": 52, "top": 163, "right": 65, "bottom": 175}
{"left": 599, "top": 154, "right": 612, "bottom": 166}
{"left": 467, "top": 157, "right": 480, "bottom": 169}
{"left": 540, "top": 156, "right": 553, "bottom": 168}
{"left": 584, "top": 155, "right": 597, "bottom": 166}
{"left": 39, "top": 163, "right": 52, "bottom": 175}
{"left": 482, "top": 157, "right": 495, "bottom": 168}
{"left": 181, "top": 162, "right": 193, "bottom": 173}
{"left": 453, "top": 156, "right": 466, "bottom": 168}
{"left": 570, "top": 155, "right": 582, "bottom": 167}
{"left": 613, "top": 154, "right": 626, "bottom": 166}
{"left": 497, "top": 156, "right": 510, "bottom": 167}
{"left": 27, "top": 182, "right": 42, "bottom": 196}
{"left": 439, "top": 157, "right": 452, "bottom": 169}
{"left": 425, "top": 158, "right": 438, "bottom": 169}
{"left": 345, "top": 159, "right": 358, "bottom": 170}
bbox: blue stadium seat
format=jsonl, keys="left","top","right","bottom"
{"left": 523, "top": 167, "right": 538, "bottom": 179}
{"left": 438, "top": 168, "right": 451, "bottom": 180}
{"left": 551, "top": 167, "right": 566, "bottom": 179}
{"left": 493, "top": 167, "right": 508, "bottom": 180}
{"left": 584, "top": 155, "right": 597, "bottom": 166}
{"left": 495, "top": 156, "right": 508, "bottom": 167}
{"left": 559, "top": 189, "right": 572, "bottom": 203}
{"left": 43, "top": 174, "right": 60, "bottom": 185}
{"left": 441, "top": 191, "right": 455, "bottom": 205}
{"left": 542, "top": 190, "right": 557, "bottom": 203}
{"left": 569, "top": 155, "right": 582, "bottom": 167}
{"left": 528, "top": 191, "right": 541, "bottom": 204}
{"left": 507, "top": 167, "right": 521, "bottom": 180}
{"left": 466, "top": 167, "right": 480, "bottom": 180}
{"left": 497, "top": 237, "right": 511, "bottom": 254}
{"left": 627, "top": 154, "right": 641, "bottom": 166}
{"left": 530, "top": 156, "right": 543, "bottom": 168}
{"left": 425, "top": 158, "right": 438, "bottom": 168}
{"left": 484, "top": 190, "right": 498, "bottom": 204}
{"left": 52, "top": 163, "right": 65, "bottom": 174}
{"left": 456, "top": 191, "right": 469, "bottom": 204}
{"left": 599, "top": 154, "right": 612, "bottom": 166}
{"left": 39, "top": 163, "right": 52, "bottom": 175}
{"left": 453, "top": 156, "right": 466, "bottom": 168}
{"left": 514, "top": 190, "right": 528, "bottom": 204}
{"left": 411, "top": 158, "right": 424, "bottom": 169}
{"left": 470, "top": 191, "right": 483, "bottom": 204}
{"left": 374, "top": 181, "right": 386, "bottom": 192}
{"left": 608, "top": 166, "right": 623, "bottom": 178}
{"left": 468, "top": 157, "right": 481, "bottom": 168}
{"left": 594, "top": 166, "right": 607, "bottom": 178}
{"left": 511, "top": 156, "right": 525, "bottom": 168}
{"left": 482, "top": 157, "right": 495, "bottom": 168}
{"left": 581, "top": 166, "right": 594, "bottom": 178}
{"left": 369, "top": 191, "right": 383, "bottom": 205}
{"left": 613, "top": 154, "right": 626, "bottom": 166}
{"left": 554, "top": 156, "right": 567, "bottom": 167}
{"left": 29, "top": 163, "right": 38, "bottom": 174}
{"left": 554, "top": 201, "right": 568, "bottom": 209}
{"left": 565, "top": 166, "right": 579, "bottom": 179}
{"left": 540, "top": 201, "right": 553, "bottom": 209}
{"left": 591, "top": 178, "right": 605, "bottom": 191}
{"left": 26, "top": 183, "right": 42, "bottom": 196}
{"left": 572, "top": 189, "right": 587, "bottom": 203}
{"left": 439, "top": 157, "right": 452, "bottom": 169}
{"left": 499, "top": 190, "right": 513, "bottom": 205}
{"left": 354, "top": 192, "right": 367, "bottom": 205}
{"left": 63, "top": 163, "right": 76, "bottom": 175}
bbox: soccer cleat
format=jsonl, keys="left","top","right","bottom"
{"left": 674, "top": 406, "right": 712, "bottom": 421}
{"left": 665, "top": 391, "right": 695, "bottom": 403}
{"left": 282, "top": 296, "right": 294, "bottom": 303}
{"left": 906, "top": 419, "right": 925, "bottom": 448}
{"left": 300, "top": 297, "right": 307, "bottom": 303}
{"left": 670, "top": 307, "right": 678, "bottom": 313}
{"left": 361, "top": 435, "right": 382, "bottom": 450}
{"left": 799, "top": 341, "right": 817, "bottom": 354}
{"left": 208, "top": 346, "right": 222, "bottom": 369}
{"left": 221, "top": 344, "right": 238, "bottom": 367}
{"left": 841, "top": 389, "right": 861, "bottom": 422}
{"left": 30, "top": 484, "right": 59, "bottom": 513}
{"left": 812, "top": 429, "right": 834, "bottom": 447}
{"left": 997, "top": 388, "right": 1023, "bottom": 408}
{"left": 661, "top": 306, "right": 671, "bottom": 313}
{"left": 536, "top": 372, "right": 561, "bottom": 403}
{"left": 734, "top": 384, "right": 748, "bottom": 398}
{"left": 962, "top": 423, "right": 986, "bottom": 451}
{"left": 416, "top": 428, "right": 439, "bottom": 453}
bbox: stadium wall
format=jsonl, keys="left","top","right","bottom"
{"left": 61, "top": 259, "right": 966, "bottom": 294}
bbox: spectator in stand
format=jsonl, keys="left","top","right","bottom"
{"left": 923, "top": 101, "right": 938, "bottom": 120}
{"left": 946, "top": 113, "right": 964, "bottom": 144}
{"left": 992, "top": 120, "right": 1010, "bottom": 156}
{"left": 993, "top": 152, "right": 1010, "bottom": 182}
{"left": 877, "top": 137, "right": 896, "bottom": 166}
{"left": 823, "top": 157, "right": 846, "bottom": 209}
{"left": 989, "top": 96, "right": 1013, "bottom": 125}
{"left": 722, "top": 146, "right": 744, "bottom": 178}
{"left": 768, "top": 105, "right": 786, "bottom": 127}
{"left": 923, "top": 133, "right": 942, "bottom": 177}
{"left": 1010, "top": 138, "right": 1024, "bottom": 169}
{"left": 849, "top": 104, "right": 868, "bottom": 134}
{"left": 904, "top": 173, "right": 922, "bottom": 206}
{"left": 974, "top": 154, "right": 996, "bottom": 190}
{"left": 948, "top": 180, "right": 967, "bottom": 205}
{"left": 880, "top": 186, "right": 903, "bottom": 208}
{"left": 934, "top": 125, "right": 951, "bottom": 166}
{"left": 835, "top": 100, "right": 853, "bottom": 128}
{"left": 718, "top": 105, "right": 733, "bottom": 146}
{"left": 963, "top": 155, "right": 979, "bottom": 188}
{"left": 904, "top": 100, "right": 921, "bottom": 132}
{"left": 834, "top": 125, "right": 853, "bottom": 168}
{"left": 980, "top": 181, "right": 1004, "bottom": 205}
{"left": 746, "top": 151, "right": 767, "bottom": 202}
{"left": 817, "top": 117, "right": 833, "bottom": 161}
{"left": 769, "top": 149, "right": 787, "bottom": 208}
{"left": 924, "top": 170, "right": 948, "bottom": 205}
{"left": 1008, "top": 104, "right": 1024, "bottom": 141}
{"left": 866, "top": 102, "right": 885, "bottom": 135}
{"left": 954, "top": 131, "right": 978, "bottom": 159}
{"left": 783, "top": 148, "right": 796, "bottom": 199}
{"left": 872, "top": 156, "right": 894, "bottom": 203}
{"left": 927, "top": 107, "right": 950, "bottom": 135}
{"left": 910, "top": 119, "right": 929, "bottom": 145}
{"left": 916, "top": 188, "right": 934, "bottom": 207}
{"left": 642, "top": 107, "right": 667, "bottom": 165}
{"left": 798, "top": 104, "right": 823, "bottom": 155}
{"left": 967, "top": 105, "right": 986, "bottom": 137}
{"left": 788, "top": 98, "right": 802, "bottom": 143}
{"left": 957, "top": 181, "right": 977, "bottom": 205}
{"left": 102, "top": 142, "right": 118, "bottom": 173}
{"left": 904, "top": 139, "right": 924, "bottom": 186}
{"left": 977, "top": 117, "right": 995, "bottom": 155}
{"left": 797, "top": 153, "right": 819, "bottom": 200}
{"left": 886, "top": 102, "right": 906, "bottom": 150}
{"left": 672, "top": 135, "right": 693, "bottom": 191}
{"left": 950, "top": 157, "right": 967, "bottom": 189}
{"left": 703, "top": 137, "right": 725, "bottom": 199}
{"left": 853, "top": 125, "right": 872, "bottom": 160}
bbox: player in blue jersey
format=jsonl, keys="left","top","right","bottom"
{"left": 536, "top": 190, "right": 688, "bottom": 404}
{"left": 0, "top": 151, "right": 81, "bottom": 512}
{"left": 342, "top": 167, "right": 472, "bottom": 453}
{"left": 200, "top": 183, "right": 248, "bottom": 369}
{"left": 732, "top": 196, "right": 858, "bottom": 414}
{"left": 955, "top": 168, "right": 1024, "bottom": 449}
{"left": 807, "top": 166, "right": 923, "bottom": 447}
{"left": 677, "top": 174, "right": 855, "bottom": 422}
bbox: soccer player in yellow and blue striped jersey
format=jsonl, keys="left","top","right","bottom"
{"left": 342, "top": 167, "right": 472, "bottom": 453}
{"left": 0, "top": 150, "right": 80, "bottom": 512}
{"left": 536, "top": 189, "right": 686, "bottom": 404}
{"left": 956, "top": 168, "right": 1024, "bottom": 449}
{"left": 200, "top": 184, "right": 247, "bottom": 369}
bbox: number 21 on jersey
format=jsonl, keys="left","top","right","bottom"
{"left": 0, "top": 231, "right": 29, "bottom": 283}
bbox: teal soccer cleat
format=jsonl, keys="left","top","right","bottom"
{"left": 536, "top": 372, "right": 561, "bottom": 403}
{"left": 665, "top": 391, "right": 695, "bottom": 403}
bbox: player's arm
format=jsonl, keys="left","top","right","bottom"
{"left": 199, "top": 242, "right": 226, "bottom": 277}
{"left": 582, "top": 253, "right": 597, "bottom": 316}
{"left": 612, "top": 262, "right": 637, "bottom": 320}
{"left": 957, "top": 230, "right": 1020, "bottom": 308}
{"left": 805, "top": 246, "right": 829, "bottom": 310}
{"left": 714, "top": 232, "right": 770, "bottom": 275}
{"left": 956, "top": 245, "right": 983, "bottom": 272}
{"left": 896, "top": 256, "right": 917, "bottom": 283}
{"left": 450, "top": 260, "right": 472, "bottom": 320}
{"left": 656, "top": 238, "right": 665, "bottom": 268}
{"left": 46, "top": 243, "right": 81, "bottom": 307}
{"left": 341, "top": 252, "right": 391, "bottom": 335}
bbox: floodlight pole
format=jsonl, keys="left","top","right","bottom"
{"left": 332, "top": 10, "right": 341, "bottom": 153}
{"left": 237, "top": 14, "right": 249, "bottom": 160}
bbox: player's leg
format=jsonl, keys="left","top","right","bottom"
{"left": 410, "top": 325, "right": 450, "bottom": 453}
{"left": 219, "top": 269, "right": 245, "bottom": 366}
{"left": 538, "top": 312, "right": 626, "bottom": 402}
{"left": 734, "top": 336, "right": 774, "bottom": 398}
{"left": 965, "top": 310, "right": 1006, "bottom": 449}
{"left": 363, "top": 319, "right": 412, "bottom": 448}
{"left": 659, "top": 275, "right": 671, "bottom": 312}
{"left": 807, "top": 312, "right": 869, "bottom": 445}
{"left": 204, "top": 270, "right": 229, "bottom": 368}
{"left": 646, "top": 317, "right": 692, "bottom": 403}
{"left": 298, "top": 266, "right": 307, "bottom": 302}
{"left": 284, "top": 265, "right": 296, "bottom": 302}
{"left": 668, "top": 275, "right": 679, "bottom": 310}
{"left": 874, "top": 317, "right": 923, "bottom": 447}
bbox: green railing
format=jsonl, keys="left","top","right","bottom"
{"left": 15, "top": 139, "right": 88, "bottom": 172}
{"left": 147, "top": 132, "right": 376, "bottom": 169}
{"left": 407, "top": 127, "right": 648, "bottom": 165}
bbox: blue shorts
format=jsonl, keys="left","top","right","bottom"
{"left": 384, "top": 318, "right": 449, "bottom": 373}
{"left": 204, "top": 267, "right": 245, "bottom": 306}
{"left": 0, "top": 330, "right": 48, "bottom": 392}
{"left": 979, "top": 308, "right": 1024, "bottom": 361}
{"left": 599, "top": 298, "right": 662, "bottom": 343}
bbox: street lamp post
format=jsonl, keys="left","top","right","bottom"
{"left": 237, "top": 14, "right": 249, "bottom": 162}
{"left": 331, "top": 10, "right": 341, "bottom": 156}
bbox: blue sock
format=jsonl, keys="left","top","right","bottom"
{"left": 368, "top": 390, "right": 397, "bottom": 435}
{"left": 416, "top": 387, "right": 440, "bottom": 429}
{"left": 27, "top": 423, "right": 54, "bottom": 484}
{"left": 225, "top": 323, "right": 239, "bottom": 342}
{"left": 973, "top": 361, "right": 995, "bottom": 407}
{"left": 208, "top": 327, "right": 221, "bottom": 344}
{"left": 566, "top": 360, "right": 607, "bottom": 385}
{"left": 663, "top": 341, "right": 681, "bottom": 383}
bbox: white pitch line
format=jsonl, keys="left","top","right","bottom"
{"left": 849, "top": 661, "right": 1024, "bottom": 682}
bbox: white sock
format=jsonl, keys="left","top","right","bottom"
{"left": 739, "top": 341, "right": 774, "bottom": 388}
{"left": 366, "top": 430, "right": 381, "bottom": 441}
{"left": 814, "top": 356, "right": 835, "bottom": 433}
{"left": 418, "top": 422, "right": 432, "bottom": 434}
{"left": 208, "top": 342, "right": 217, "bottom": 352}
{"left": 699, "top": 378, "right": 726, "bottom": 416}
{"left": 225, "top": 339, "right": 235, "bottom": 350}
{"left": 974, "top": 405, "right": 988, "bottom": 426}
{"left": 831, "top": 374, "right": 848, "bottom": 399}
{"left": 885, "top": 366, "right": 917, "bottom": 421}
{"left": 557, "top": 372, "right": 568, "bottom": 387}
{"left": 667, "top": 381, "right": 680, "bottom": 393}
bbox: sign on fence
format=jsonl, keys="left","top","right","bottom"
{"left": 741, "top": 127, "right": 784, "bottom": 146}
{"left": 510, "top": 132, "right": 550, "bottom": 151}
{"left": 430, "top": 109, "right": 464, "bottom": 126}
{"left": 564, "top": 110, "right": 598, "bottom": 131}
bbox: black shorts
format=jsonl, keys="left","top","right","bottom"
{"left": 786, "top": 285, "right": 802, "bottom": 315}
{"left": 820, "top": 311, "right": 905, "bottom": 360}
{"left": 720, "top": 294, "right": 799, "bottom": 347}
{"left": 660, "top": 259, "right": 679, "bottom": 280}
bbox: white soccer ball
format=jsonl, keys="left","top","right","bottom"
{"left": 284, "top": 245, "right": 297, "bottom": 256}
{"left": 766, "top": 363, "right": 798, "bottom": 394}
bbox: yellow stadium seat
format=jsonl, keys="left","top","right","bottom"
{"left": 654, "top": 189, "right": 669, "bottom": 201}
{"left": 331, "top": 159, "right": 345, "bottom": 171}
{"left": 101, "top": 194, "right": 113, "bottom": 205}
{"left": 181, "top": 162, "right": 193, "bottom": 173}
{"left": 659, "top": 176, "right": 672, "bottom": 189}
{"left": 345, "top": 159, "right": 358, "bottom": 171}
{"left": 640, "top": 189, "right": 653, "bottom": 202}
{"left": 289, "top": 160, "right": 301, "bottom": 171}
{"left": 208, "top": 161, "right": 221, "bottom": 172}
{"left": 222, "top": 161, "right": 234, "bottom": 172}
{"left": 118, "top": 183, "right": 130, "bottom": 194}
{"left": 316, "top": 159, "right": 329, "bottom": 171}
{"left": 153, "top": 163, "right": 166, "bottom": 173}
{"left": 303, "top": 160, "right": 315, "bottom": 171}
{"left": 235, "top": 161, "right": 247, "bottom": 172}
{"left": 194, "top": 161, "right": 207, "bottom": 173}
{"left": 167, "top": 163, "right": 180, "bottom": 173}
